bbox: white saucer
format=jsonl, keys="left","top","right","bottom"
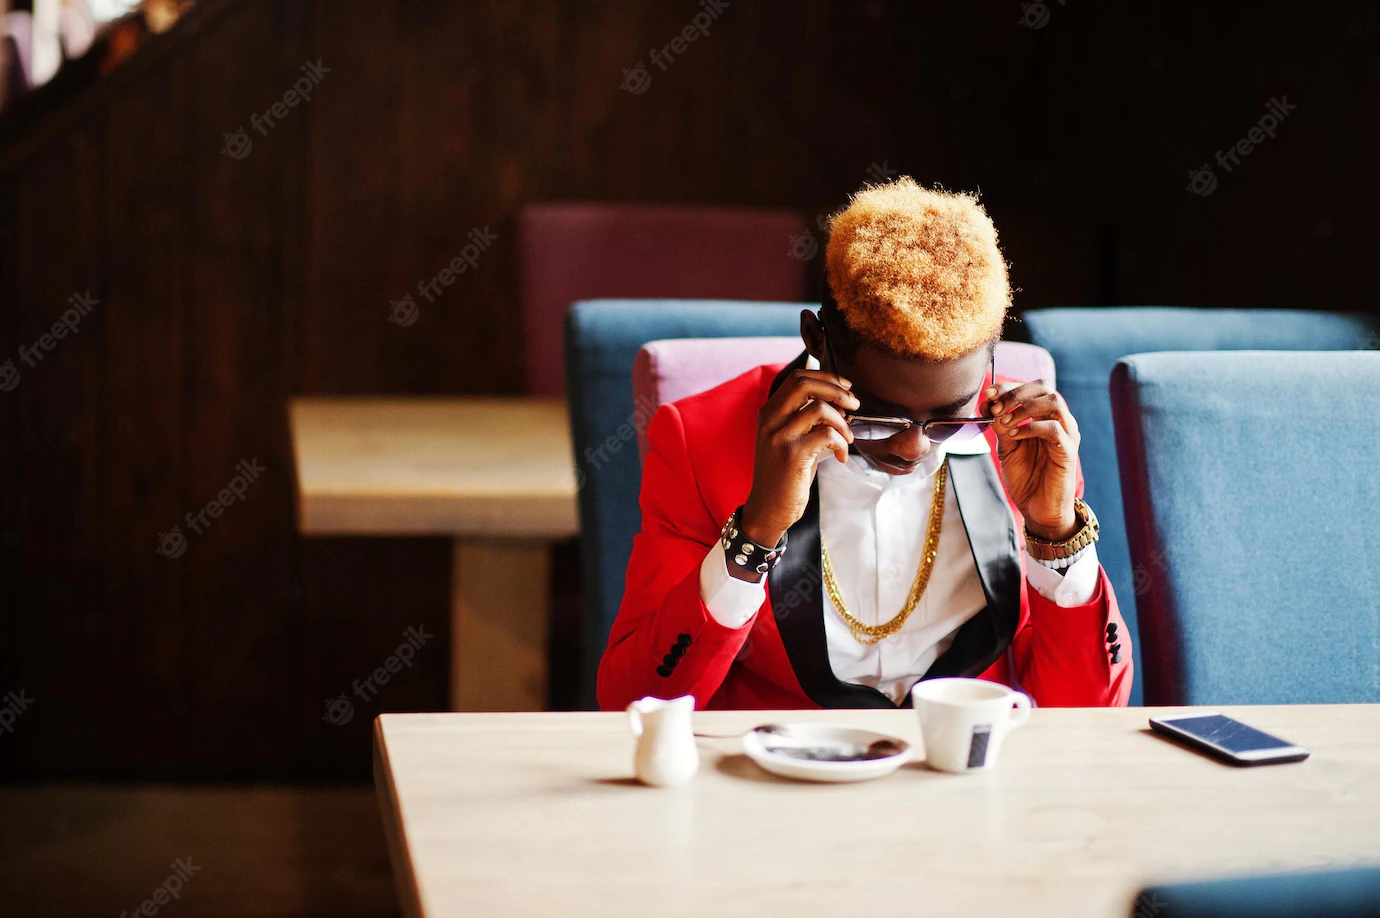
{"left": 740, "top": 723, "right": 912, "bottom": 783}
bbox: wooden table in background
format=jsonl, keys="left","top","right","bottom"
{"left": 374, "top": 705, "right": 1380, "bottom": 918}
{"left": 289, "top": 397, "right": 578, "bottom": 712}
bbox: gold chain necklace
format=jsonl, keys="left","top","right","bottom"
{"left": 821, "top": 461, "right": 947, "bottom": 645}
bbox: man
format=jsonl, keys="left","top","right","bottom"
{"left": 598, "top": 177, "right": 1131, "bottom": 711}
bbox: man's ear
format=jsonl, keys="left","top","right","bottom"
{"left": 800, "top": 309, "right": 826, "bottom": 364}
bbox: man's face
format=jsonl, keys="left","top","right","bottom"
{"left": 805, "top": 314, "right": 992, "bottom": 475}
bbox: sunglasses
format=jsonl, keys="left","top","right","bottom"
{"left": 821, "top": 319, "right": 997, "bottom": 445}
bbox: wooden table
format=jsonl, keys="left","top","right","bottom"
{"left": 374, "top": 705, "right": 1380, "bottom": 918}
{"left": 290, "top": 397, "right": 578, "bottom": 711}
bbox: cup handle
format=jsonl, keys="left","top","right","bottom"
{"left": 626, "top": 704, "right": 643, "bottom": 738}
{"left": 1008, "top": 691, "right": 1031, "bottom": 730}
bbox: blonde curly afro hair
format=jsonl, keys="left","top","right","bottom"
{"left": 825, "top": 177, "right": 1010, "bottom": 362}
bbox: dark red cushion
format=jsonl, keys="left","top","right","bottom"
{"left": 519, "top": 203, "right": 810, "bottom": 396}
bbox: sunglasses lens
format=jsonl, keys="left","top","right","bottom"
{"left": 850, "top": 420, "right": 908, "bottom": 441}
{"left": 923, "top": 421, "right": 990, "bottom": 443}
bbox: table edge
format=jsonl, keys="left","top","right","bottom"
{"left": 373, "top": 716, "right": 427, "bottom": 918}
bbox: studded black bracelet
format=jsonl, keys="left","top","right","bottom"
{"left": 719, "top": 506, "right": 788, "bottom": 575}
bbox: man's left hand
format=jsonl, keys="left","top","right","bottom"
{"left": 983, "top": 380, "right": 1081, "bottom": 541}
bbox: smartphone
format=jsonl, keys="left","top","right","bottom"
{"left": 1148, "top": 712, "right": 1310, "bottom": 766}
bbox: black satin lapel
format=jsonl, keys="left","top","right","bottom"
{"left": 768, "top": 480, "right": 894, "bottom": 709}
{"left": 920, "top": 454, "right": 1023, "bottom": 682}
{"left": 765, "top": 358, "right": 893, "bottom": 709}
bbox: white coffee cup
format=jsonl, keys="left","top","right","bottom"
{"left": 911, "top": 678, "right": 1031, "bottom": 774}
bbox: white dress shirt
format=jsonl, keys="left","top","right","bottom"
{"left": 698, "top": 428, "right": 1100, "bottom": 704}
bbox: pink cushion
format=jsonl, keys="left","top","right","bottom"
{"left": 993, "top": 341, "right": 1057, "bottom": 391}
{"left": 519, "top": 203, "right": 810, "bottom": 396}
{"left": 632, "top": 338, "right": 1056, "bottom": 459}
{"left": 5, "top": 12, "right": 33, "bottom": 87}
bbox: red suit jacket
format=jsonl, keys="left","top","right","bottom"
{"left": 597, "top": 356, "right": 1133, "bottom": 711}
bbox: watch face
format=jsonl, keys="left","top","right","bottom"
{"left": 1076, "top": 499, "right": 1099, "bottom": 534}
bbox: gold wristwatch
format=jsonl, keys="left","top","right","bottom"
{"left": 1024, "top": 498, "right": 1099, "bottom": 569}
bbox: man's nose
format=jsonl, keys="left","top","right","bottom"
{"left": 886, "top": 427, "right": 933, "bottom": 462}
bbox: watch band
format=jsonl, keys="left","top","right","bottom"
{"left": 720, "top": 506, "right": 787, "bottom": 575}
{"left": 1032, "top": 542, "right": 1094, "bottom": 571}
{"left": 1024, "top": 498, "right": 1100, "bottom": 563}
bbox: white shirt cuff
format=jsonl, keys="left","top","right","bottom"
{"left": 1024, "top": 543, "right": 1100, "bottom": 607}
{"left": 698, "top": 544, "right": 767, "bottom": 628}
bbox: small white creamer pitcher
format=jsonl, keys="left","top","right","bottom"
{"left": 626, "top": 694, "right": 699, "bottom": 787}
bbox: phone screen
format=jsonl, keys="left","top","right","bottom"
{"left": 1167, "top": 714, "right": 1293, "bottom": 753}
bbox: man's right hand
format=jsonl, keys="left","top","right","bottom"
{"left": 736, "top": 369, "right": 858, "bottom": 572}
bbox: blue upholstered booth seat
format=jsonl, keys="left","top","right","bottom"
{"left": 1110, "top": 350, "right": 1380, "bottom": 705}
{"left": 1024, "top": 307, "right": 1379, "bottom": 704}
{"left": 565, "top": 299, "right": 808, "bottom": 706}
{"left": 1135, "top": 866, "right": 1380, "bottom": 918}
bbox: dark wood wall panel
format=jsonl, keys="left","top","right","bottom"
{"left": 0, "top": 181, "right": 17, "bottom": 635}
{"left": 9, "top": 112, "right": 106, "bottom": 775}
{"left": 304, "top": 0, "right": 406, "bottom": 396}
{"left": 97, "top": 58, "right": 190, "bottom": 774}
{"left": 179, "top": 0, "right": 296, "bottom": 775}
{"left": 1, "top": 0, "right": 1377, "bottom": 781}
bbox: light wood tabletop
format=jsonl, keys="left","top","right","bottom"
{"left": 289, "top": 396, "right": 578, "bottom": 537}
{"left": 374, "top": 705, "right": 1380, "bottom": 918}
{"left": 288, "top": 396, "right": 581, "bottom": 711}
